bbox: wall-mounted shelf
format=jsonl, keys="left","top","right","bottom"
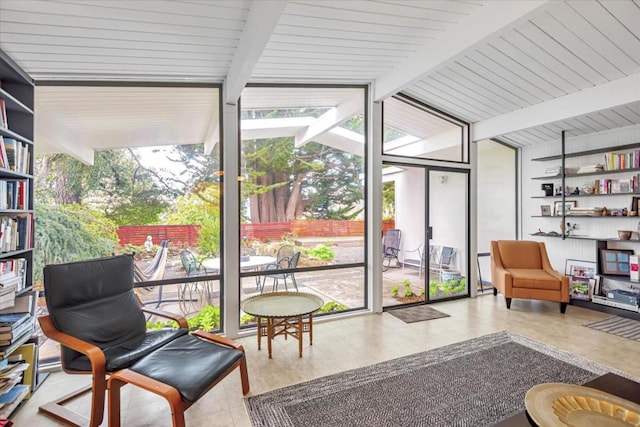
{"left": 532, "top": 142, "right": 640, "bottom": 162}
{"left": 532, "top": 167, "right": 640, "bottom": 180}
{"left": 532, "top": 193, "right": 640, "bottom": 199}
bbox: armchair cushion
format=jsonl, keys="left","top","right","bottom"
{"left": 128, "top": 334, "right": 245, "bottom": 403}
{"left": 509, "top": 269, "right": 563, "bottom": 291}
{"left": 495, "top": 240, "right": 542, "bottom": 269}
{"left": 67, "top": 328, "right": 188, "bottom": 372}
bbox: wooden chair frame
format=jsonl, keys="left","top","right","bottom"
{"left": 38, "top": 296, "right": 188, "bottom": 427}
{"left": 108, "top": 330, "right": 250, "bottom": 427}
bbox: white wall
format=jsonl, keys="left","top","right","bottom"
{"left": 477, "top": 141, "right": 517, "bottom": 283}
{"left": 522, "top": 123, "right": 640, "bottom": 275}
{"left": 394, "top": 167, "right": 425, "bottom": 254}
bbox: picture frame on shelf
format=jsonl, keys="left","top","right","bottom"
{"left": 590, "top": 274, "right": 602, "bottom": 297}
{"left": 600, "top": 249, "right": 635, "bottom": 276}
{"left": 554, "top": 200, "right": 576, "bottom": 216}
{"left": 564, "top": 259, "right": 597, "bottom": 279}
{"left": 540, "top": 205, "right": 551, "bottom": 216}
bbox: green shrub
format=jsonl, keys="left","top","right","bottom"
{"left": 146, "top": 305, "right": 221, "bottom": 332}
{"left": 188, "top": 305, "right": 221, "bottom": 331}
{"left": 391, "top": 284, "right": 399, "bottom": 297}
{"left": 240, "top": 313, "right": 255, "bottom": 325}
{"left": 318, "top": 301, "right": 347, "bottom": 313}
{"left": 307, "top": 244, "right": 334, "bottom": 261}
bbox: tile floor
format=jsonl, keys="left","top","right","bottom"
{"left": 16, "top": 294, "right": 640, "bottom": 426}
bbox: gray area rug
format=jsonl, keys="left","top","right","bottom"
{"left": 245, "top": 330, "right": 637, "bottom": 427}
{"left": 585, "top": 315, "right": 640, "bottom": 342}
{"left": 386, "top": 305, "right": 450, "bottom": 323}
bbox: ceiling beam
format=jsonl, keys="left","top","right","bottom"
{"left": 295, "top": 95, "right": 362, "bottom": 147}
{"left": 224, "top": 0, "right": 288, "bottom": 104}
{"left": 373, "top": 0, "right": 551, "bottom": 102}
{"left": 36, "top": 115, "right": 95, "bottom": 165}
{"left": 203, "top": 123, "right": 219, "bottom": 155}
{"left": 472, "top": 73, "right": 640, "bottom": 141}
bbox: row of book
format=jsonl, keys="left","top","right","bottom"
{"left": 0, "top": 215, "right": 32, "bottom": 254}
{"left": 0, "top": 136, "right": 30, "bottom": 175}
{"left": 0, "top": 312, "right": 37, "bottom": 419}
{"left": 0, "top": 313, "right": 32, "bottom": 350}
{"left": 593, "top": 178, "right": 637, "bottom": 194}
{"left": 604, "top": 151, "right": 640, "bottom": 171}
{"left": 0, "top": 259, "right": 27, "bottom": 311}
{"left": 0, "top": 180, "right": 28, "bottom": 211}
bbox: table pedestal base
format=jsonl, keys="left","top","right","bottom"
{"left": 257, "top": 314, "right": 314, "bottom": 358}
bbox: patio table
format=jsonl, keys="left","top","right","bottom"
{"left": 201, "top": 255, "right": 276, "bottom": 271}
{"left": 241, "top": 291, "right": 323, "bottom": 358}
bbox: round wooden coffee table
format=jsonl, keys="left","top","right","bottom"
{"left": 241, "top": 292, "right": 324, "bottom": 358}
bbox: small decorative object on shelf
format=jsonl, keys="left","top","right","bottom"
{"left": 618, "top": 230, "right": 632, "bottom": 240}
{"left": 540, "top": 205, "right": 551, "bottom": 216}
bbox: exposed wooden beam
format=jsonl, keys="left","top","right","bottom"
{"left": 373, "top": 0, "right": 551, "bottom": 101}
{"left": 295, "top": 95, "right": 362, "bottom": 147}
{"left": 472, "top": 73, "right": 640, "bottom": 141}
{"left": 224, "top": 0, "right": 288, "bottom": 104}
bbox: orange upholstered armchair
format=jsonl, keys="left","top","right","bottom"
{"left": 490, "top": 240, "right": 570, "bottom": 313}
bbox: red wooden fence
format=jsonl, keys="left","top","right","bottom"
{"left": 118, "top": 219, "right": 395, "bottom": 246}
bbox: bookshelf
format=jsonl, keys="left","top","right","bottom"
{"left": 0, "top": 49, "right": 38, "bottom": 418}
{"left": 530, "top": 132, "right": 640, "bottom": 319}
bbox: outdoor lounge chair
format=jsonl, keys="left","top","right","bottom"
{"left": 134, "top": 239, "right": 170, "bottom": 308}
{"left": 38, "top": 254, "right": 249, "bottom": 427}
{"left": 382, "top": 229, "right": 401, "bottom": 272}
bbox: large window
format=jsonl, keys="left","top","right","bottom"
{"left": 34, "top": 85, "right": 222, "bottom": 365}
{"left": 383, "top": 94, "right": 469, "bottom": 163}
{"left": 238, "top": 86, "right": 367, "bottom": 325}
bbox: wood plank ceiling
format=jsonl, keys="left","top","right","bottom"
{"left": 0, "top": 0, "right": 639, "bottom": 152}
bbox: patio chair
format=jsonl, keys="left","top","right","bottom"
{"left": 402, "top": 243, "right": 429, "bottom": 279}
{"left": 430, "top": 246, "right": 457, "bottom": 281}
{"left": 38, "top": 254, "right": 249, "bottom": 427}
{"left": 261, "top": 251, "right": 300, "bottom": 292}
{"left": 382, "top": 229, "right": 401, "bottom": 272}
{"left": 179, "top": 249, "right": 217, "bottom": 313}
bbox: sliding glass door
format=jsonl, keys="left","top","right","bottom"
{"left": 428, "top": 168, "right": 469, "bottom": 301}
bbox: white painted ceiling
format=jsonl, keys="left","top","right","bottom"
{"left": 0, "top": 0, "right": 639, "bottom": 159}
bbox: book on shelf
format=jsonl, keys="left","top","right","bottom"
{"left": 577, "top": 164, "right": 604, "bottom": 174}
{"left": 0, "top": 313, "right": 30, "bottom": 332}
{"left": 604, "top": 150, "right": 640, "bottom": 171}
{"left": 0, "top": 384, "right": 28, "bottom": 419}
{"left": 0, "top": 214, "right": 33, "bottom": 253}
{"left": 10, "top": 344, "right": 35, "bottom": 399}
{"left": 0, "top": 180, "right": 29, "bottom": 210}
{"left": 0, "top": 320, "right": 32, "bottom": 345}
{"left": 0, "top": 138, "right": 29, "bottom": 174}
{"left": 0, "top": 99, "right": 6, "bottom": 130}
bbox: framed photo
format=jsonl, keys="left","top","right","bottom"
{"left": 600, "top": 249, "right": 635, "bottom": 276}
{"left": 564, "top": 259, "right": 596, "bottom": 278}
{"left": 540, "top": 205, "right": 551, "bottom": 216}
{"left": 554, "top": 200, "right": 576, "bottom": 216}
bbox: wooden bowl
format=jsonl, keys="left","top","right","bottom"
{"left": 618, "top": 230, "right": 632, "bottom": 240}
